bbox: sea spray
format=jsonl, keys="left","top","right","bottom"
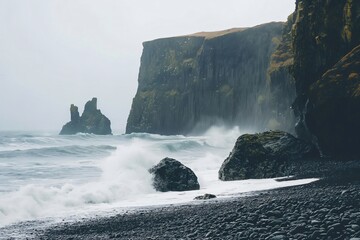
{"left": 0, "top": 127, "right": 318, "bottom": 229}
{"left": 0, "top": 138, "right": 159, "bottom": 226}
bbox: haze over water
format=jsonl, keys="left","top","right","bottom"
{"left": 0, "top": 0, "right": 295, "bottom": 132}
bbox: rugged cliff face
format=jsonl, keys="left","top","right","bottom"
{"left": 307, "top": 45, "right": 360, "bottom": 156}
{"left": 126, "top": 22, "right": 293, "bottom": 135}
{"left": 268, "top": 14, "right": 296, "bottom": 133}
{"left": 292, "top": 0, "right": 360, "bottom": 156}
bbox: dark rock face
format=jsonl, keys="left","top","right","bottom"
{"left": 267, "top": 14, "right": 297, "bottom": 133}
{"left": 292, "top": 0, "right": 360, "bottom": 149}
{"left": 218, "top": 131, "right": 319, "bottom": 181}
{"left": 60, "top": 98, "right": 112, "bottom": 135}
{"left": 59, "top": 104, "right": 81, "bottom": 135}
{"left": 149, "top": 158, "right": 200, "bottom": 192}
{"left": 126, "top": 22, "right": 296, "bottom": 135}
{"left": 306, "top": 45, "right": 360, "bottom": 156}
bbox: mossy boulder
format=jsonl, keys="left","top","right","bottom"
{"left": 60, "top": 98, "right": 112, "bottom": 135}
{"left": 149, "top": 158, "right": 200, "bottom": 192}
{"left": 218, "top": 131, "right": 319, "bottom": 181}
{"left": 306, "top": 45, "right": 360, "bottom": 156}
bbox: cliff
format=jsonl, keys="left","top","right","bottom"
{"left": 267, "top": 14, "right": 297, "bottom": 133}
{"left": 126, "top": 22, "right": 292, "bottom": 135}
{"left": 60, "top": 98, "right": 112, "bottom": 135}
{"left": 292, "top": 0, "right": 360, "bottom": 156}
{"left": 307, "top": 45, "right": 360, "bottom": 156}
{"left": 217, "top": 0, "right": 360, "bottom": 183}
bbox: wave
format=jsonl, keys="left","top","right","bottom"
{"left": 161, "top": 140, "right": 206, "bottom": 152}
{"left": 0, "top": 139, "right": 157, "bottom": 226}
{"left": 123, "top": 132, "right": 187, "bottom": 141}
{"left": 0, "top": 132, "right": 117, "bottom": 150}
{"left": 0, "top": 126, "right": 252, "bottom": 227}
{"left": 0, "top": 145, "right": 116, "bottom": 159}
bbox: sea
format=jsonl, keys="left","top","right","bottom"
{"left": 0, "top": 127, "right": 317, "bottom": 239}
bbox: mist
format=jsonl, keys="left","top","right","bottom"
{"left": 0, "top": 0, "right": 295, "bottom": 132}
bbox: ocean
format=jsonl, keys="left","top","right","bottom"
{"left": 0, "top": 127, "right": 317, "bottom": 238}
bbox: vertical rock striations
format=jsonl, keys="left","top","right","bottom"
{"left": 60, "top": 98, "right": 112, "bottom": 135}
{"left": 267, "top": 14, "right": 297, "bottom": 133}
{"left": 126, "top": 23, "right": 293, "bottom": 135}
{"left": 218, "top": 1, "right": 360, "bottom": 181}
{"left": 292, "top": 0, "right": 360, "bottom": 156}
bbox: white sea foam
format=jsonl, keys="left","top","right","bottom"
{"left": 0, "top": 127, "right": 318, "bottom": 228}
{"left": 0, "top": 139, "right": 157, "bottom": 226}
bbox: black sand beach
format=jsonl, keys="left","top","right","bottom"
{"left": 38, "top": 160, "right": 360, "bottom": 240}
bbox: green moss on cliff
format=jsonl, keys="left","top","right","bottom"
{"left": 219, "top": 84, "right": 233, "bottom": 97}
{"left": 165, "top": 90, "right": 179, "bottom": 97}
{"left": 306, "top": 45, "right": 360, "bottom": 156}
{"left": 267, "top": 14, "right": 296, "bottom": 133}
{"left": 139, "top": 90, "right": 155, "bottom": 98}
{"left": 342, "top": 0, "right": 353, "bottom": 42}
{"left": 291, "top": 0, "right": 360, "bottom": 156}
{"left": 127, "top": 23, "right": 285, "bottom": 135}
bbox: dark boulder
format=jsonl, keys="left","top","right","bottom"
{"left": 218, "top": 131, "right": 319, "bottom": 181}
{"left": 149, "top": 158, "right": 200, "bottom": 192}
{"left": 60, "top": 98, "right": 112, "bottom": 135}
{"left": 194, "top": 194, "right": 216, "bottom": 200}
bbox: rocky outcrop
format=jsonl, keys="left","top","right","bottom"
{"left": 306, "top": 45, "right": 360, "bottom": 156}
{"left": 291, "top": 0, "right": 360, "bottom": 155}
{"left": 149, "top": 158, "right": 200, "bottom": 192}
{"left": 60, "top": 98, "right": 112, "bottom": 135}
{"left": 218, "top": 131, "right": 319, "bottom": 181}
{"left": 126, "top": 22, "right": 291, "bottom": 135}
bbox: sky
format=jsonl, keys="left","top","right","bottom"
{"left": 0, "top": 0, "right": 295, "bottom": 133}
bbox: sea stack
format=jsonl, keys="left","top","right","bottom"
{"left": 60, "top": 97, "right": 112, "bottom": 135}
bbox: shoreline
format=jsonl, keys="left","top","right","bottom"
{"left": 2, "top": 158, "right": 359, "bottom": 240}
{"left": 0, "top": 177, "right": 317, "bottom": 239}
{"left": 38, "top": 181, "right": 360, "bottom": 240}
{"left": 37, "top": 176, "right": 360, "bottom": 240}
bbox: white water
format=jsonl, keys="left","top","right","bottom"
{"left": 0, "top": 127, "right": 318, "bottom": 236}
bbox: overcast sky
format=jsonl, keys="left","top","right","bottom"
{"left": 0, "top": 0, "right": 295, "bottom": 133}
